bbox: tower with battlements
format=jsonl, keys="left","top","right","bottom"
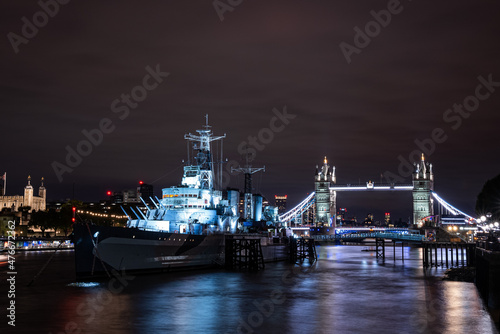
{"left": 412, "top": 154, "right": 434, "bottom": 225}
{"left": 315, "top": 157, "right": 336, "bottom": 226}
{"left": 23, "top": 175, "right": 33, "bottom": 208}
{"left": 0, "top": 176, "right": 46, "bottom": 212}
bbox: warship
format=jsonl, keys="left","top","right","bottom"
{"left": 73, "top": 118, "right": 286, "bottom": 278}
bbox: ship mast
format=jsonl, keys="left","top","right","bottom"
{"left": 232, "top": 150, "right": 265, "bottom": 220}
{"left": 184, "top": 115, "right": 226, "bottom": 190}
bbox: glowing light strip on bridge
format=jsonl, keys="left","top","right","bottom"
{"left": 330, "top": 185, "right": 414, "bottom": 191}
{"left": 431, "top": 192, "right": 476, "bottom": 221}
{"left": 279, "top": 192, "right": 316, "bottom": 223}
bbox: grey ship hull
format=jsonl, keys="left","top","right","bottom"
{"left": 73, "top": 223, "right": 225, "bottom": 279}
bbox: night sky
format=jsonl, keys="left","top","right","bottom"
{"left": 2, "top": 0, "right": 499, "bottom": 221}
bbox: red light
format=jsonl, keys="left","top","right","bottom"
{"left": 72, "top": 207, "right": 76, "bottom": 212}
{"left": 72, "top": 218, "right": 76, "bottom": 222}
{"left": 107, "top": 191, "right": 112, "bottom": 196}
{"left": 139, "top": 181, "right": 144, "bottom": 185}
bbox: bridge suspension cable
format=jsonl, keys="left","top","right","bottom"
{"left": 431, "top": 192, "right": 477, "bottom": 221}
{"left": 279, "top": 192, "right": 316, "bottom": 224}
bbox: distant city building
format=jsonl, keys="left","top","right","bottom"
{"left": 299, "top": 205, "right": 315, "bottom": 224}
{"left": 138, "top": 181, "right": 154, "bottom": 203}
{"left": 337, "top": 208, "right": 347, "bottom": 223}
{"left": 385, "top": 212, "right": 391, "bottom": 224}
{"left": 306, "top": 205, "right": 315, "bottom": 224}
{"left": 46, "top": 201, "right": 63, "bottom": 212}
{"left": 109, "top": 182, "right": 155, "bottom": 205}
{"left": 275, "top": 195, "right": 287, "bottom": 214}
{"left": 111, "top": 192, "right": 124, "bottom": 204}
{"left": 0, "top": 175, "right": 46, "bottom": 212}
{"left": 122, "top": 189, "right": 139, "bottom": 204}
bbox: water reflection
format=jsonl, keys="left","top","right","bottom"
{"left": 8, "top": 246, "right": 498, "bottom": 334}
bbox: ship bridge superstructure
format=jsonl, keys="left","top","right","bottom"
{"left": 125, "top": 117, "right": 238, "bottom": 235}
{"left": 183, "top": 115, "right": 226, "bottom": 190}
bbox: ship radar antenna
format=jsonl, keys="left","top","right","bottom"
{"left": 231, "top": 147, "right": 265, "bottom": 220}
{"left": 203, "top": 114, "right": 211, "bottom": 130}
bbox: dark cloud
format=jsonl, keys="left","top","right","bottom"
{"left": 1, "top": 0, "right": 499, "bottom": 221}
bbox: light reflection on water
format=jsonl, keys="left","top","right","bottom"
{"left": 4, "top": 246, "right": 498, "bottom": 334}
{"left": 66, "top": 282, "right": 101, "bottom": 288}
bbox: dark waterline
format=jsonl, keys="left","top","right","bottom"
{"left": 1, "top": 245, "right": 498, "bottom": 334}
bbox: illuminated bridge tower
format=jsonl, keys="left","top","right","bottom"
{"left": 412, "top": 154, "right": 434, "bottom": 225}
{"left": 315, "top": 157, "right": 336, "bottom": 227}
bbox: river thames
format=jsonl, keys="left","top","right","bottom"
{"left": 1, "top": 244, "right": 498, "bottom": 334}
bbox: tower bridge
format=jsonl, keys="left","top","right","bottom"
{"left": 279, "top": 154, "right": 477, "bottom": 227}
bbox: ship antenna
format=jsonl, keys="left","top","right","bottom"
{"left": 231, "top": 148, "right": 265, "bottom": 220}
{"left": 203, "top": 114, "right": 211, "bottom": 130}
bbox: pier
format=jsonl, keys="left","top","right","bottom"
{"left": 224, "top": 236, "right": 265, "bottom": 271}
{"left": 289, "top": 237, "right": 317, "bottom": 264}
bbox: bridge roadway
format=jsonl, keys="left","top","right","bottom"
{"left": 291, "top": 227, "right": 426, "bottom": 242}
{"left": 330, "top": 183, "right": 414, "bottom": 191}
{"left": 312, "top": 232, "right": 425, "bottom": 242}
